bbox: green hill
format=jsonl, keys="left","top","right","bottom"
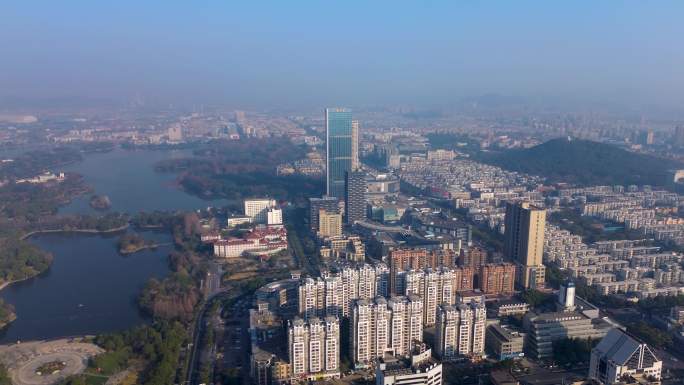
{"left": 481, "top": 138, "right": 682, "bottom": 186}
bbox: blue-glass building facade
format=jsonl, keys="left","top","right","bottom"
{"left": 326, "top": 108, "right": 353, "bottom": 199}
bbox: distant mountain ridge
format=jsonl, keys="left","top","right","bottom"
{"left": 481, "top": 137, "right": 683, "bottom": 187}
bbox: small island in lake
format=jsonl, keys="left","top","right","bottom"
{"left": 117, "top": 233, "right": 157, "bottom": 255}
{"left": 89, "top": 194, "right": 111, "bottom": 210}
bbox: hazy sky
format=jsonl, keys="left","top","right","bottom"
{"left": 2, "top": 1, "right": 684, "bottom": 110}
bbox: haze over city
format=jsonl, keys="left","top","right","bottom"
{"left": 2, "top": 1, "right": 684, "bottom": 111}
{"left": 3, "top": 2, "right": 684, "bottom": 385}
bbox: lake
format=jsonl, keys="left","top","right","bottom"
{"left": 0, "top": 231, "right": 171, "bottom": 343}
{"left": 60, "top": 148, "right": 229, "bottom": 215}
{"left": 0, "top": 148, "right": 224, "bottom": 342}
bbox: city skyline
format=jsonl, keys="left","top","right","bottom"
{"left": 1, "top": 2, "right": 683, "bottom": 385}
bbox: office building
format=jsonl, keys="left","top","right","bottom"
{"left": 345, "top": 170, "right": 367, "bottom": 225}
{"left": 480, "top": 263, "right": 516, "bottom": 295}
{"left": 267, "top": 208, "right": 282, "bottom": 225}
{"left": 351, "top": 120, "right": 360, "bottom": 170}
{"left": 309, "top": 196, "right": 339, "bottom": 231}
{"left": 435, "top": 302, "right": 487, "bottom": 360}
{"left": 245, "top": 198, "right": 277, "bottom": 224}
{"left": 589, "top": 328, "right": 662, "bottom": 384}
{"left": 523, "top": 311, "right": 611, "bottom": 359}
{"left": 318, "top": 210, "right": 343, "bottom": 238}
{"left": 504, "top": 202, "right": 546, "bottom": 289}
{"left": 326, "top": 108, "right": 353, "bottom": 199}
{"left": 376, "top": 345, "right": 443, "bottom": 385}
{"left": 288, "top": 316, "right": 340, "bottom": 381}
{"left": 486, "top": 324, "right": 525, "bottom": 360}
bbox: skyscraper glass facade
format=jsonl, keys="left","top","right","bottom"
{"left": 326, "top": 108, "right": 353, "bottom": 198}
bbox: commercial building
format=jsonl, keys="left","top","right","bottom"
{"left": 434, "top": 301, "right": 487, "bottom": 360}
{"left": 245, "top": 198, "right": 277, "bottom": 224}
{"left": 504, "top": 202, "right": 546, "bottom": 289}
{"left": 485, "top": 324, "right": 525, "bottom": 360}
{"left": 589, "top": 328, "right": 662, "bottom": 384}
{"left": 326, "top": 108, "right": 353, "bottom": 199}
{"left": 376, "top": 345, "right": 443, "bottom": 385}
{"left": 318, "top": 210, "right": 343, "bottom": 238}
{"left": 309, "top": 196, "right": 339, "bottom": 231}
{"left": 345, "top": 170, "right": 367, "bottom": 225}
{"left": 479, "top": 263, "right": 516, "bottom": 295}
{"left": 287, "top": 316, "right": 340, "bottom": 381}
{"left": 523, "top": 311, "right": 611, "bottom": 359}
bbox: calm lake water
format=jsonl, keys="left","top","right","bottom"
{"left": 0, "top": 148, "right": 225, "bottom": 342}
{"left": 0, "top": 231, "right": 171, "bottom": 343}
{"left": 60, "top": 148, "right": 229, "bottom": 215}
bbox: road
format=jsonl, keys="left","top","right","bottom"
{"left": 184, "top": 261, "right": 225, "bottom": 385}
{"left": 204, "top": 262, "right": 223, "bottom": 296}
{"left": 219, "top": 296, "right": 252, "bottom": 385}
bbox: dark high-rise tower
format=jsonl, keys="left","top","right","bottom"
{"left": 345, "top": 170, "right": 366, "bottom": 225}
{"left": 326, "top": 108, "right": 353, "bottom": 199}
{"left": 309, "top": 196, "right": 339, "bottom": 231}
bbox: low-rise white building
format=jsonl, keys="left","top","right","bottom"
{"left": 376, "top": 346, "right": 442, "bottom": 385}
{"left": 589, "top": 328, "right": 662, "bottom": 384}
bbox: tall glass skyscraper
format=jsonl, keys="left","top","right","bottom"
{"left": 326, "top": 108, "right": 353, "bottom": 199}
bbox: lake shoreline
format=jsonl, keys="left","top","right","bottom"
{"left": 19, "top": 223, "right": 130, "bottom": 241}
{"left": 1, "top": 224, "right": 131, "bottom": 294}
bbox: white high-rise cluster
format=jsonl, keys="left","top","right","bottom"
{"left": 403, "top": 267, "right": 458, "bottom": 326}
{"left": 298, "top": 263, "right": 389, "bottom": 319}
{"left": 434, "top": 300, "right": 487, "bottom": 360}
{"left": 288, "top": 316, "right": 340, "bottom": 380}
{"left": 350, "top": 295, "right": 424, "bottom": 368}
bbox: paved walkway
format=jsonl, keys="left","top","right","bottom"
{"left": 0, "top": 339, "right": 103, "bottom": 385}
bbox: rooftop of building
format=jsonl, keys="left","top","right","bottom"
{"left": 527, "top": 310, "right": 588, "bottom": 323}
{"left": 378, "top": 352, "right": 440, "bottom": 376}
{"left": 594, "top": 328, "right": 659, "bottom": 366}
{"left": 488, "top": 323, "right": 525, "bottom": 340}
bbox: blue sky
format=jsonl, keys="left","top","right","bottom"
{"left": 1, "top": 1, "right": 683, "bottom": 110}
